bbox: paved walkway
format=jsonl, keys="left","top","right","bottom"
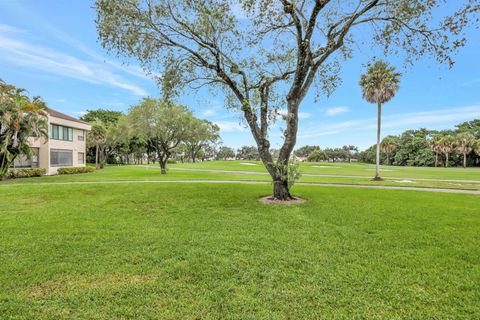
{"left": 166, "top": 167, "right": 480, "bottom": 184}
{"left": 2, "top": 179, "right": 480, "bottom": 195}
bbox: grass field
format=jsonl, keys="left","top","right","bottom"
{"left": 2, "top": 161, "right": 480, "bottom": 191}
{"left": 1, "top": 162, "right": 479, "bottom": 318}
{"left": 170, "top": 160, "right": 480, "bottom": 180}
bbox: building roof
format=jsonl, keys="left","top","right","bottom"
{"left": 47, "top": 108, "right": 91, "bottom": 125}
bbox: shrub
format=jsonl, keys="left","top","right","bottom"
{"left": 167, "top": 159, "right": 177, "bottom": 164}
{"left": 6, "top": 168, "right": 46, "bottom": 179}
{"left": 57, "top": 166, "right": 96, "bottom": 175}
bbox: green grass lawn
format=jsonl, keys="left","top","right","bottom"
{"left": 2, "top": 162, "right": 480, "bottom": 191}
{"left": 171, "top": 160, "right": 480, "bottom": 180}
{"left": 1, "top": 164, "right": 479, "bottom": 318}
{"left": 1, "top": 181, "right": 479, "bottom": 319}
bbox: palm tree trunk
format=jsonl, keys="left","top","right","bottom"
{"left": 435, "top": 151, "right": 438, "bottom": 167}
{"left": 463, "top": 152, "right": 467, "bottom": 168}
{"left": 374, "top": 102, "right": 382, "bottom": 180}
{"left": 445, "top": 153, "right": 449, "bottom": 167}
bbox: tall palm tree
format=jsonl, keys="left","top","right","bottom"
{"left": 0, "top": 80, "right": 48, "bottom": 180}
{"left": 438, "top": 135, "right": 455, "bottom": 167}
{"left": 474, "top": 139, "right": 480, "bottom": 165}
{"left": 455, "top": 133, "right": 476, "bottom": 168}
{"left": 430, "top": 134, "right": 444, "bottom": 167}
{"left": 380, "top": 136, "right": 398, "bottom": 165}
{"left": 360, "top": 61, "right": 401, "bottom": 180}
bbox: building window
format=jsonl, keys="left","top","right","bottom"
{"left": 50, "top": 149, "right": 73, "bottom": 167}
{"left": 12, "top": 148, "right": 39, "bottom": 168}
{"left": 50, "top": 124, "right": 73, "bottom": 141}
{"left": 78, "top": 152, "right": 85, "bottom": 165}
{"left": 78, "top": 130, "right": 85, "bottom": 141}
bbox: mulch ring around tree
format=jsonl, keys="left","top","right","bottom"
{"left": 259, "top": 196, "right": 306, "bottom": 205}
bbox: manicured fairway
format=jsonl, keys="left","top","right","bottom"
{"left": 1, "top": 180, "right": 479, "bottom": 318}
{"left": 2, "top": 164, "right": 480, "bottom": 191}
{"left": 171, "top": 160, "right": 480, "bottom": 180}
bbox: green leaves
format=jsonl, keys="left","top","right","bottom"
{"left": 359, "top": 60, "right": 401, "bottom": 105}
{"left": 0, "top": 80, "right": 48, "bottom": 179}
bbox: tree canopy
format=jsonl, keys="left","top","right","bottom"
{"left": 359, "top": 121, "right": 480, "bottom": 167}
{"left": 96, "top": 0, "right": 480, "bottom": 199}
{"left": 127, "top": 99, "right": 193, "bottom": 173}
{"left": 184, "top": 118, "right": 220, "bottom": 163}
{"left": 0, "top": 80, "right": 48, "bottom": 179}
{"left": 80, "top": 109, "right": 123, "bottom": 126}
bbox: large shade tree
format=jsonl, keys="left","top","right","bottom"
{"left": 81, "top": 109, "right": 124, "bottom": 165}
{"left": 295, "top": 145, "right": 321, "bottom": 158}
{"left": 96, "top": 0, "right": 480, "bottom": 199}
{"left": 216, "top": 146, "right": 236, "bottom": 160}
{"left": 236, "top": 145, "right": 260, "bottom": 160}
{"left": 128, "top": 98, "right": 193, "bottom": 174}
{"left": 184, "top": 119, "right": 220, "bottom": 162}
{"left": 456, "top": 119, "right": 480, "bottom": 138}
{"left": 81, "top": 109, "right": 123, "bottom": 126}
{"left": 0, "top": 80, "right": 48, "bottom": 180}
{"left": 360, "top": 61, "right": 400, "bottom": 180}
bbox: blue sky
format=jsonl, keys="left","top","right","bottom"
{"left": 1, "top": 1, "right": 479, "bottom": 150}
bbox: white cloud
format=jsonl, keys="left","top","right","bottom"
{"left": 0, "top": 27, "right": 148, "bottom": 96}
{"left": 461, "top": 78, "right": 480, "bottom": 87}
{"left": 214, "top": 121, "right": 247, "bottom": 132}
{"left": 73, "top": 111, "right": 87, "bottom": 116}
{"left": 298, "top": 105, "right": 480, "bottom": 139}
{"left": 203, "top": 109, "right": 216, "bottom": 116}
{"left": 0, "top": 24, "right": 26, "bottom": 34}
{"left": 103, "top": 102, "right": 126, "bottom": 107}
{"left": 381, "top": 106, "right": 480, "bottom": 130}
{"left": 299, "top": 112, "right": 310, "bottom": 119}
{"left": 325, "top": 106, "right": 350, "bottom": 116}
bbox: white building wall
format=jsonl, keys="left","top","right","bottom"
{"left": 36, "top": 114, "right": 91, "bottom": 175}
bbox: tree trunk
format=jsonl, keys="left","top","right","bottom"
{"left": 191, "top": 150, "right": 196, "bottom": 163}
{"left": 99, "top": 147, "right": 105, "bottom": 169}
{"left": 273, "top": 178, "right": 291, "bottom": 200}
{"left": 374, "top": 103, "right": 382, "bottom": 180}
{"left": 259, "top": 145, "right": 294, "bottom": 200}
{"left": 0, "top": 158, "right": 11, "bottom": 180}
{"left": 435, "top": 151, "right": 438, "bottom": 167}
{"left": 159, "top": 160, "right": 167, "bottom": 174}
{"left": 157, "top": 151, "right": 169, "bottom": 174}
{"left": 463, "top": 152, "right": 467, "bottom": 168}
{"left": 386, "top": 153, "right": 390, "bottom": 165}
{"left": 445, "top": 153, "right": 449, "bottom": 167}
{"left": 95, "top": 145, "right": 99, "bottom": 169}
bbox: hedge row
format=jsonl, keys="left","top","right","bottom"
{"left": 57, "top": 166, "right": 96, "bottom": 175}
{"left": 6, "top": 168, "right": 46, "bottom": 179}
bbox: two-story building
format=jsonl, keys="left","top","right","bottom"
{"left": 12, "top": 109, "right": 92, "bottom": 175}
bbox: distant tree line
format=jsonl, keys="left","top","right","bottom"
{"left": 79, "top": 106, "right": 480, "bottom": 170}
{"left": 294, "top": 145, "right": 359, "bottom": 163}
{"left": 359, "top": 120, "right": 480, "bottom": 167}
{"left": 81, "top": 103, "right": 220, "bottom": 173}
